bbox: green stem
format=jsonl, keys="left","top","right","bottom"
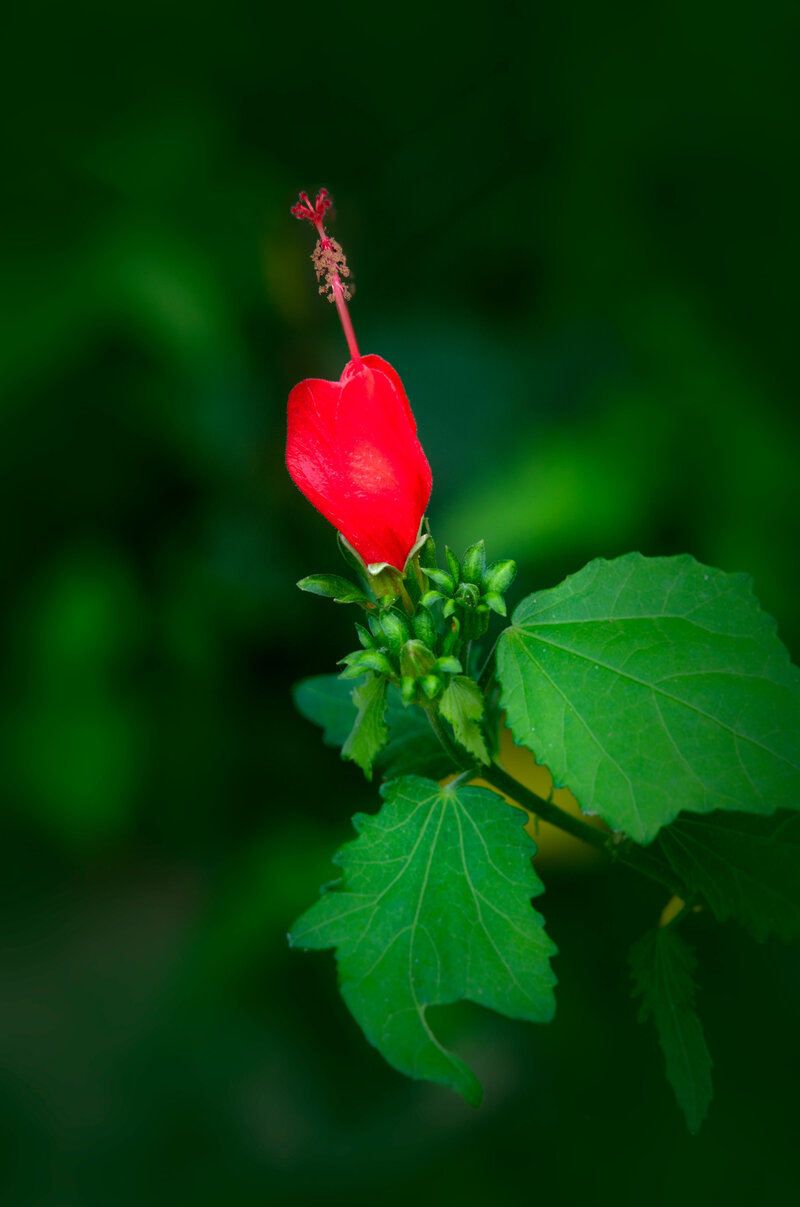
{"left": 427, "top": 708, "right": 473, "bottom": 773}
{"left": 486, "top": 764, "right": 682, "bottom": 891}
{"left": 423, "top": 713, "right": 683, "bottom": 894}
{"left": 476, "top": 636, "right": 499, "bottom": 694}
{"left": 484, "top": 763, "right": 609, "bottom": 851}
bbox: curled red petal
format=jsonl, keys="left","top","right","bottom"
{"left": 286, "top": 357, "right": 432, "bottom": 570}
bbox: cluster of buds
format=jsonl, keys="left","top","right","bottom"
{"left": 420, "top": 540, "right": 516, "bottom": 640}
{"left": 297, "top": 532, "right": 516, "bottom": 706}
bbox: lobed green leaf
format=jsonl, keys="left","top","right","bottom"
{"left": 292, "top": 675, "right": 450, "bottom": 779}
{"left": 290, "top": 776, "right": 557, "bottom": 1104}
{"left": 341, "top": 674, "right": 389, "bottom": 779}
{"left": 629, "top": 927, "right": 713, "bottom": 1133}
{"left": 658, "top": 810, "right": 800, "bottom": 942}
{"left": 439, "top": 676, "right": 490, "bottom": 764}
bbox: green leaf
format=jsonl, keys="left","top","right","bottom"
{"left": 297, "top": 574, "right": 372, "bottom": 606}
{"left": 290, "top": 776, "right": 557, "bottom": 1104}
{"left": 341, "top": 675, "right": 389, "bottom": 779}
{"left": 292, "top": 676, "right": 450, "bottom": 779}
{"left": 629, "top": 927, "right": 712, "bottom": 1133}
{"left": 293, "top": 676, "right": 358, "bottom": 748}
{"left": 658, "top": 810, "right": 800, "bottom": 942}
{"left": 438, "top": 676, "right": 490, "bottom": 764}
{"left": 497, "top": 553, "right": 800, "bottom": 843}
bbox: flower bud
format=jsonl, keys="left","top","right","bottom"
{"left": 420, "top": 674, "right": 442, "bottom": 700}
{"left": 400, "top": 676, "right": 417, "bottom": 705}
{"left": 433, "top": 655, "right": 462, "bottom": 676}
{"left": 399, "top": 639, "right": 436, "bottom": 679}
{"left": 379, "top": 610, "right": 412, "bottom": 655}
{"left": 412, "top": 609, "right": 437, "bottom": 648}
{"left": 441, "top": 617, "right": 461, "bottom": 655}
{"left": 455, "top": 582, "right": 480, "bottom": 609}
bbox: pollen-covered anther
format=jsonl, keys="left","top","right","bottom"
{"left": 311, "top": 237, "right": 353, "bottom": 301}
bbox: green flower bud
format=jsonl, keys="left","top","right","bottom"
{"left": 442, "top": 617, "right": 461, "bottom": 656}
{"left": 400, "top": 676, "right": 417, "bottom": 705}
{"left": 420, "top": 589, "right": 444, "bottom": 610}
{"left": 421, "top": 674, "right": 442, "bottom": 700}
{"left": 400, "top": 639, "right": 436, "bottom": 679}
{"left": 412, "top": 609, "right": 437, "bottom": 648}
{"left": 459, "top": 609, "right": 490, "bottom": 641}
{"left": 455, "top": 582, "right": 480, "bottom": 609}
{"left": 461, "top": 540, "right": 486, "bottom": 586}
{"left": 482, "top": 559, "right": 516, "bottom": 595}
{"left": 433, "top": 655, "right": 462, "bottom": 676}
{"left": 379, "top": 609, "right": 412, "bottom": 655}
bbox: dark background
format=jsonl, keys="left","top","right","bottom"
{"left": 1, "top": 1, "right": 798, "bottom": 1203}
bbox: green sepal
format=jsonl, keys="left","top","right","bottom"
{"left": 442, "top": 598, "right": 457, "bottom": 619}
{"left": 420, "top": 590, "right": 444, "bottom": 610}
{"left": 341, "top": 673, "right": 390, "bottom": 779}
{"left": 425, "top": 568, "right": 456, "bottom": 595}
{"left": 337, "top": 533, "right": 369, "bottom": 580}
{"left": 445, "top": 547, "right": 461, "bottom": 586}
{"left": 354, "top": 623, "right": 376, "bottom": 650}
{"left": 297, "top": 574, "right": 372, "bottom": 606}
{"left": 484, "top": 591, "right": 507, "bottom": 617}
{"left": 482, "top": 559, "right": 517, "bottom": 595}
{"left": 367, "top": 613, "right": 384, "bottom": 640}
{"left": 461, "top": 540, "right": 486, "bottom": 586}
{"left": 433, "top": 655, "right": 463, "bottom": 676}
{"left": 418, "top": 530, "right": 437, "bottom": 571}
{"left": 438, "top": 676, "right": 490, "bottom": 764}
{"left": 338, "top": 649, "right": 395, "bottom": 678}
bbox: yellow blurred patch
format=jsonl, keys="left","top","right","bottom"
{"left": 659, "top": 895, "right": 686, "bottom": 927}
{"left": 444, "top": 723, "right": 608, "bottom": 868}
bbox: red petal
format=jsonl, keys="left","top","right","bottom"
{"left": 286, "top": 357, "right": 432, "bottom": 569}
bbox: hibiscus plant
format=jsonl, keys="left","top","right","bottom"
{"left": 284, "top": 190, "right": 800, "bottom": 1131}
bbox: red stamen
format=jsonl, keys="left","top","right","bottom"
{"left": 292, "top": 188, "right": 360, "bottom": 363}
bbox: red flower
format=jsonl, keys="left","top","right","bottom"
{"left": 287, "top": 190, "right": 432, "bottom": 570}
{"left": 286, "top": 354, "right": 432, "bottom": 570}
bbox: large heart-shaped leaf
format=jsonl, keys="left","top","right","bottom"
{"left": 498, "top": 554, "right": 800, "bottom": 843}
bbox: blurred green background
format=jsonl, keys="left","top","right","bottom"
{"left": 1, "top": 1, "right": 799, "bottom": 1203}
